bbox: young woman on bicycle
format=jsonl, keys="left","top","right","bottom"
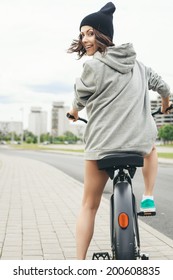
{"left": 67, "top": 2, "right": 171, "bottom": 260}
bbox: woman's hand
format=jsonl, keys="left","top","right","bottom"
{"left": 67, "top": 109, "right": 79, "bottom": 122}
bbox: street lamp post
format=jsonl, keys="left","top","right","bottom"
{"left": 20, "top": 108, "right": 24, "bottom": 144}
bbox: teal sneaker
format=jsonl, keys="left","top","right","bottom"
{"left": 140, "top": 199, "right": 156, "bottom": 213}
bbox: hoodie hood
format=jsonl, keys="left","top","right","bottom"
{"left": 94, "top": 43, "right": 136, "bottom": 74}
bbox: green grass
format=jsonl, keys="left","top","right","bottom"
{"left": 9, "top": 143, "right": 84, "bottom": 153}
{"left": 157, "top": 153, "right": 173, "bottom": 159}
{"left": 8, "top": 144, "right": 173, "bottom": 158}
{"left": 159, "top": 144, "right": 173, "bottom": 147}
{"left": 50, "top": 148, "right": 84, "bottom": 153}
{"left": 10, "top": 143, "right": 41, "bottom": 150}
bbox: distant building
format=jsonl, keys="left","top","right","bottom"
{"left": 68, "top": 122, "right": 86, "bottom": 140}
{"left": 151, "top": 94, "right": 173, "bottom": 127}
{"left": 0, "top": 121, "right": 22, "bottom": 136}
{"left": 28, "top": 107, "right": 47, "bottom": 136}
{"left": 51, "top": 102, "right": 70, "bottom": 136}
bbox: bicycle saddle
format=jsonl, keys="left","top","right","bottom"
{"left": 97, "top": 153, "right": 144, "bottom": 170}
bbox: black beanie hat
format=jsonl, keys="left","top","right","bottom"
{"left": 80, "top": 2, "right": 116, "bottom": 41}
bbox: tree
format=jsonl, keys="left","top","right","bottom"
{"left": 23, "top": 130, "right": 37, "bottom": 144}
{"left": 63, "top": 131, "right": 79, "bottom": 143}
{"left": 40, "top": 133, "right": 53, "bottom": 143}
{"left": 158, "top": 124, "right": 173, "bottom": 143}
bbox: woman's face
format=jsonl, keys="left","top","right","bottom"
{"left": 80, "top": 26, "right": 98, "bottom": 56}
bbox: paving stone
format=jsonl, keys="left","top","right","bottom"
{"left": 0, "top": 153, "right": 173, "bottom": 260}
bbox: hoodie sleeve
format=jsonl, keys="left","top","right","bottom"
{"left": 147, "top": 67, "right": 171, "bottom": 97}
{"left": 72, "top": 62, "right": 96, "bottom": 111}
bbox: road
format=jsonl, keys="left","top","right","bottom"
{"left": 0, "top": 147, "right": 173, "bottom": 240}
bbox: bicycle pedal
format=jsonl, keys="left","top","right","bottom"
{"left": 92, "top": 252, "right": 110, "bottom": 260}
{"left": 138, "top": 211, "right": 156, "bottom": 217}
{"left": 140, "top": 253, "right": 149, "bottom": 260}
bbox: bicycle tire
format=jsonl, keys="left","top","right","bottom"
{"left": 111, "top": 181, "right": 137, "bottom": 260}
{"left": 132, "top": 193, "right": 140, "bottom": 255}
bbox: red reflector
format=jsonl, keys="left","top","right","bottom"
{"left": 118, "top": 212, "right": 129, "bottom": 229}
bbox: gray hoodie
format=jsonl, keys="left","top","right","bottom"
{"left": 72, "top": 43, "right": 170, "bottom": 159}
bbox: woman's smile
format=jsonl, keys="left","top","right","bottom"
{"left": 80, "top": 26, "right": 98, "bottom": 56}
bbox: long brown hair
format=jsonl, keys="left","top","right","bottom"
{"left": 67, "top": 29, "right": 114, "bottom": 59}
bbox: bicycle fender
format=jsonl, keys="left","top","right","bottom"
{"left": 113, "top": 181, "right": 136, "bottom": 259}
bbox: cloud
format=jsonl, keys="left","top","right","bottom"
{"left": 27, "top": 81, "right": 73, "bottom": 94}
{"left": 0, "top": 0, "right": 172, "bottom": 128}
{"left": 0, "top": 95, "right": 12, "bottom": 104}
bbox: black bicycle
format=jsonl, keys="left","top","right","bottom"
{"left": 67, "top": 104, "right": 173, "bottom": 260}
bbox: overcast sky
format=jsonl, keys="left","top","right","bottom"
{"left": 0, "top": 0, "right": 173, "bottom": 129}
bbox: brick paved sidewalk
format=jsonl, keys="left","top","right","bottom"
{"left": 0, "top": 153, "right": 173, "bottom": 260}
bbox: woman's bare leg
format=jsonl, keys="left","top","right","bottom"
{"left": 142, "top": 145, "right": 158, "bottom": 196}
{"left": 76, "top": 160, "right": 109, "bottom": 260}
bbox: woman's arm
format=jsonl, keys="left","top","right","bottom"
{"left": 147, "top": 67, "right": 171, "bottom": 97}
{"left": 72, "top": 62, "right": 96, "bottom": 111}
{"left": 161, "top": 96, "right": 171, "bottom": 114}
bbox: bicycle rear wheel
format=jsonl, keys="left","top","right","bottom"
{"left": 111, "top": 181, "right": 137, "bottom": 260}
